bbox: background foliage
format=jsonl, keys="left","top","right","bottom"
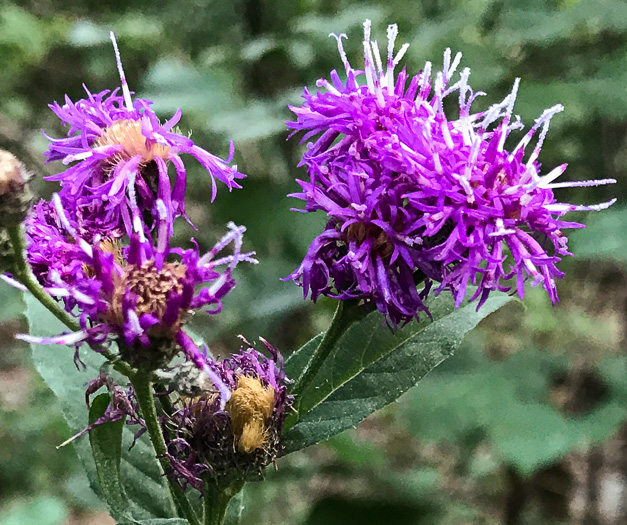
{"left": 0, "top": 1, "right": 625, "bottom": 524}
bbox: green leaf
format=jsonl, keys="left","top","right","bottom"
{"left": 224, "top": 487, "right": 245, "bottom": 525}
{"left": 24, "top": 294, "right": 174, "bottom": 520}
{"left": 284, "top": 294, "right": 514, "bottom": 453}
{"left": 88, "top": 394, "right": 130, "bottom": 521}
{"left": 401, "top": 347, "right": 627, "bottom": 477}
{"left": 0, "top": 283, "right": 25, "bottom": 323}
{"left": 284, "top": 332, "right": 323, "bottom": 380}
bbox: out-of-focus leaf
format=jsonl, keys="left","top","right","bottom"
{"left": 569, "top": 206, "right": 627, "bottom": 263}
{"left": 135, "top": 518, "right": 189, "bottom": 525}
{"left": 0, "top": 6, "right": 47, "bottom": 58}
{"left": 241, "top": 36, "right": 278, "bottom": 61}
{"left": 68, "top": 20, "right": 110, "bottom": 47}
{"left": 402, "top": 347, "right": 627, "bottom": 477}
{"left": 295, "top": 5, "right": 387, "bottom": 35}
{"left": 0, "top": 496, "right": 67, "bottom": 525}
{"left": 211, "top": 103, "right": 286, "bottom": 142}
{"left": 142, "top": 59, "right": 238, "bottom": 115}
{"left": 325, "top": 430, "right": 387, "bottom": 467}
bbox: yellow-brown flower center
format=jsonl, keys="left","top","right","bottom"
{"left": 106, "top": 260, "right": 187, "bottom": 336}
{"left": 226, "top": 375, "right": 275, "bottom": 454}
{"left": 82, "top": 239, "right": 125, "bottom": 278}
{"left": 345, "top": 222, "right": 394, "bottom": 258}
{"left": 96, "top": 119, "right": 171, "bottom": 164}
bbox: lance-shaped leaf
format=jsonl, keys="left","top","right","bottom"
{"left": 88, "top": 393, "right": 130, "bottom": 521}
{"left": 284, "top": 294, "right": 514, "bottom": 452}
{"left": 25, "top": 295, "right": 176, "bottom": 520}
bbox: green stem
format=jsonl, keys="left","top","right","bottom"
{"left": 8, "top": 225, "right": 78, "bottom": 329}
{"left": 131, "top": 371, "right": 201, "bottom": 525}
{"left": 9, "top": 225, "right": 198, "bottom": 522}
{"left": 7, "top": 225, "right": 134, "bottom": 378}
{"left": 203, "top": 480, "right": 243, "bottom": 525}
{"left": 291, "top": 299, "right": 363, "bottom": 401}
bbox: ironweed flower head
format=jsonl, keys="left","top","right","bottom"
{"left": 20, "top": 194, "right": 256, "bottom": 376}
{"left": 286, "top": 20, "right": 615, "bottom": 327}
{"left": 163, "top": 338, "right": 293, "bottom": 491}
{"left": 43, "top": 34, "right": 244, "bottom": 238}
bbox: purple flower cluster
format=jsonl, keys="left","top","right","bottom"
{"left": 286, "top": 21, "right": 615, "bottom": 326}
{"left": 22, "top": 193, "right": 255, "bottom": 373}
{"left": 43, "top": 47, "right": 243, "bottom": 239}
{"left": 21, "top": 35, "right": 256, "bottom": 396}
{"left": 162, "top": 339, "right": 293, "bottom": 490}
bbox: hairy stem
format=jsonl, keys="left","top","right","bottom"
{"left": 203, "top": 479, "right": 244, "bottom": 525}
{"left": 131, "top": 371, "right": 201, "bottom": 525}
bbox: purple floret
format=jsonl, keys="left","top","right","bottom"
{"left": 20, "top": 193, "right": 257, "bottom": 379}
{"left": 286, "top": 20, "right": 615, "bottom": 326}
{"left": 44, "top": 85, "right": 245, "bottom": 237}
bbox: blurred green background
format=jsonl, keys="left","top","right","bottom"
{"left": 1, "top": 1, "right": 626, "bottom": 524}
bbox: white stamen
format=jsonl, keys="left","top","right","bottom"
{"left": 207, "top": 273, "right": 228, "bottom": 296}
{"left": 156, "top": 198, "right": 168, "bottom": 253}
{"left": 0, "top": 274, "right": 27, "bottom": 292}
{"left": 547, "top": 178, "right": 616, "bottom": 189}
{"left": 393, "top": 43, "right": 409, "bottom": 67}
{"left": 527, "top": 104, "right": 563, "bottom": 168}
{"left": 544, "top": 199, "right": 616, "bottom": 212}
{"left": 371, "top": 40, "right": 384, "bottom": 77}
{"left": 447, "top": 51, "right": 462, "bottom": 80}
{"left": 45, "top": 287, "right": 95, "bottom": 305}
{"left": 203, "top": 364, "right": 231, "bottom": 407}
{"left": 126, "top": 309, "right": 142, "bottom": 335}
{"left": 52, "top": 194, "right": 94, "bottom": 257}
{"left": 442, "top": 48, "right": 451, "bottom": 76}
{"left": 126, "top": 171, "right": 146, "bottom": 242}
{"left": 385, "top": 24, "right": 398, "bottom": 87}
{"left": 441, "top": 121, "right": 454, "bottom": 150}
{"left": 17, "top": 330, "right": 89, "bottom": 346}
{"left": 63, "top": 151, "right": 94, "bottom": 164}
{"left": 418, "top": 61, "right": 432, "bottom": 96}
{"left": 329, "top": 32, "right": 350, "bottom": 71}
{"left": 52, "top": 193, "right": 76, "bottom": 237}
{"left": 535, "top": 163, "right": 568, "bottom": 188}
{"left": 109, "top": 31, "right": 134, "bottom": 112}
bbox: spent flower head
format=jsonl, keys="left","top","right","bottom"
{"left": 162, "top": 338, "right": 293, "bottom": 491}
{"left": 286, "top": 20, "right": 615, "bottom": 327}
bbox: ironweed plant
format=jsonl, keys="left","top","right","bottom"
{"left": 0, "top": 21, "right": 615, "bottom": 525}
